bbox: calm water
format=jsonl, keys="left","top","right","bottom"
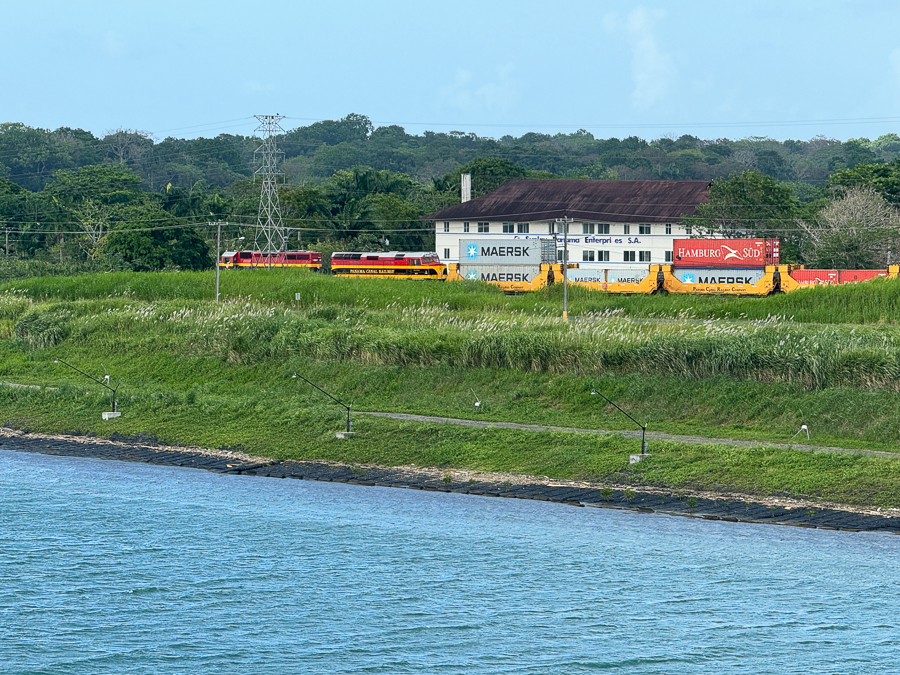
{"left": 0, "top": 450, "right": 898, "bottom": 674}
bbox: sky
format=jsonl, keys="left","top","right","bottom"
{"left": 4, "top": 0, "right": 900, "bottom": 143}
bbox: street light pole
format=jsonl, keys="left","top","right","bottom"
{"left": 591, "top": 388, "right": 648, "bottom": 454}
{"left": 556, "top": 216, "right": 573, "bottom": 321}
{"left": 292, "top": 372, "right": 353, "bottom": 433}
{"left": 55, "top": 358, "right": 119, "bottom": 413}
{"left": 215, "top": 221, "right": 221, "bottom": 303}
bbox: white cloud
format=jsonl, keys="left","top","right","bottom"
{"left": 606, "top": 6, "right": 676, "bottom": 111}
{"left": 438, "top": 66, "right": 517, "bottom": 114}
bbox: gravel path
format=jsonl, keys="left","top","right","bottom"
{"left": 359, "top": 411, "right": 898, "bottom": 458}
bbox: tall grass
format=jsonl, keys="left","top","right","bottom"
{"left": 9, "top": 288, "right": 900, "bottom": 391}
{"left": 6, "top": 268, "right": 900, "bottom": 324}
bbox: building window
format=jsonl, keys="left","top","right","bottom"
{"left": 598, "top": 250, "right": 610, "bottom": 262}
{"left": 583, "top": 223, "right": 595, "bottom": 234}
{"left": 623, "top": 224, "right": 631, "bottom": 235}
{"left": 639, "top": 224, "right": 651, "bottom": 235}
{"left": 444, "top": 248, "right": 451, "bottom": 259}
{"left": 665, "top": 250, "right": 673, "bottom": 262}
{"left": 478, "top": 222, "right": 489, "bottom": 233}
{"left": 502, "top": 222, "right": 514, "bottom": 233}
{"left": 582, "top": 250, "right": 595, "bottom": 262}
{"left": 443, "top": 221, "right": 450, "bottom": 233}
{"left": 463, "top": 222, "right": 470, "bottom": 233}
{"left": 639, "top": 251, "right": 651, "bottom": 262}
{"left": 548, "top": 221, "right": 555, "bottom": 234}
{"left": 598, "top": 223, "right": 610, "bottom": 234}
{"left": 624, "top": 251, "right": 636, "bottom": 262}
{"left": 685, "top": 224, "right": 692, "bottom": 236}
{"left": 517, "top": 223, "right": 529, "bottom": 234}
{"left": 665, "top": 223, "right": 672, "bottom": 235}
{"left": 557, "top": 249, "right": 570, "bottom": 261}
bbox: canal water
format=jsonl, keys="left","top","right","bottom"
{"left": 1, "top": 449, "right": 897, "bottom": 674}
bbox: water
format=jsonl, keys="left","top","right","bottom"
{"left": 0, "top": 450, "right": 898, "bottom": 674}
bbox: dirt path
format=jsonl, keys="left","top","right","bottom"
{"left": 358, "top": 411, "right": 898, "bottom": 458}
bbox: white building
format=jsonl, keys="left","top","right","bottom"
{"left": 428, "top": 179, "right": 710, "bottom": 271}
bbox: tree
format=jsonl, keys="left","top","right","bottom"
{"left": 446, "top": 157, "right": 528, "bottom": 198}
{"left": 0, "top": 123, "right": 74, "bottom": 191}
{"left": 102, "top": 128, "right": 153, "bottom": 168}
{"left": 829, "top": 160, "right": 900, "bottom": 204}
{"left": 45, "top": 164, "right": 146, "bottom": 206}
{"left": 682, "top": 170, "right": 802, "bottom": 260}
{"left": 797, "top": 186, "right": 900, "bottom": 268}
{"left": 69, "top": 199, "right": 111, "bottom": 260}
{"left": 103, "top": 211, "right": 210, "bottom": 270}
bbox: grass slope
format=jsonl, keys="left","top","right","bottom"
{"left": 2, "top": 268, "right": 900, "bottom": 507}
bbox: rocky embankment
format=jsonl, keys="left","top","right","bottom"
{"left": 2, "top": 427, "right": 898, "bottom": 534}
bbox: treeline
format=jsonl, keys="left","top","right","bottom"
{"left": 3, "top": 115, "right": 900, "bottom": 273}
{"left": 5, "top": 115, "right": 900, "bottom": 191}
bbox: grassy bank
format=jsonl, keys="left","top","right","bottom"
{"left": 2, "top": 269, "right": 900, "bottom": 507}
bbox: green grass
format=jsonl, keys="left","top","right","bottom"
{"left": 4, "top": 269, "right": 900, "bottom": 509}
{"left": 4, "top": 383, "right": 900, "bottom": 507}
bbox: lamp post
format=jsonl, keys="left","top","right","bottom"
{"left": 54, "top": 358, "right": 119, "bottom": 418}
{"left": 555, "top": 216, "right": 573, "bottom": 321}
{"left": 292, "top": 372, "right": 353, "bottom": 435}
{"left": 591, "top": 388, "right": 648, "bottom": 455}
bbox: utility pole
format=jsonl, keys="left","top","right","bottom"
{"left": 556, "top": 216, "right": 573, "bottom": 321}
{"left": 213, "top": 220, "right": 225, "bottom": 302}
{"left": 254, "top": 114, "right": 287, "bottom": 268}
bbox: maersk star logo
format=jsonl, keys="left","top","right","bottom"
{"left": 467, "top": 244, "right": 478, "bottom": 258}
{"left": 466, "top": 269, "right": 479, "bottom": 280}
{"left": 683, "top": 274, "right": 695, "bottom": 283}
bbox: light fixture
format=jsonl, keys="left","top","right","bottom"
{"left": 293, "top": 372, "right": 353, "bottom": 436}
{"left": 54, "top": 358, "right": 120, "bottom": 419}
{"left": 590, "top": 387, "right": 648, "bottom": 455}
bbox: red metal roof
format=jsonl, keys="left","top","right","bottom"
{"left": 427, "top": 179, "right": 710, "bottom": 223}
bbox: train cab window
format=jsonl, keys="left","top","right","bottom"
{"left": 411, "top": 259, "right": 420, "bottom": 266}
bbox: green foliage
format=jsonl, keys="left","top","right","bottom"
{"left": 683, "top": 170, "right": 803, "bottom": 261}
{"left": 103, "top": 212, "right": 211, "bottom": 271}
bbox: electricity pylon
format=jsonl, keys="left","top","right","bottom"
{"left": 253, "top": 114, "right": 286, "bottom": 266}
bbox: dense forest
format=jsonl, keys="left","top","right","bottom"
{"left": 3, "top": 114, "right": 900, "bottom": 274}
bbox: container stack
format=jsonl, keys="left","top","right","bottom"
{"left": 457, "top": 238, "right": 556, "bottom": 284}
{"left": 671, "top": 238, "right": 779, "bottom": 286}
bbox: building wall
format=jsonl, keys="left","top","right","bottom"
{"left": 435, "top": 219, "right": 691, "bottom": 268}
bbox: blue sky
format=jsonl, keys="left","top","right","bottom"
{"left": 4, "top": 0, "right": 900, "bottom": 142}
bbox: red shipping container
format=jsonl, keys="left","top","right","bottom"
{"left": 789, "top": 269, "right": 839, "bottom": 285}
{"left": 672, "top": 239, "right": 779, "bottom": 268}
{"left": 838, "top": 270, "right": 887, "bottom": 284}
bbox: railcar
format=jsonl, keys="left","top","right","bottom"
{"left": 219, "top": 250, "right": 323, "bottom": 270}
{"left": 330, "top": 252, "right": 448, "bottom": 279}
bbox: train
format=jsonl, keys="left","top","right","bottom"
{"left": 219, "top": 239, "right": 900, "bottom": 296}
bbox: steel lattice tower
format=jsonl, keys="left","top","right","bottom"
{"left": 253, "top": 114, "right": 286, "bottom": 264}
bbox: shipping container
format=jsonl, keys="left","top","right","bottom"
{"left": 838, "top": 269, "right": 887, "bottom": 284}
{"left": 672, "top": 238, "right": 779, "bottom": 268}
{"left": 457, "top": 264, "right": 543, "bottom": 284}
{"left": 459, "top": 238, "right": 556, "bottom": 265}
{"left": 568, "top": 268, "right": 651, "bottom": 284}
{"left": 789, "top": 269, "right": 839, "bottom": 285}
{"left": 674, "top": 268, "right": 767, "bottom": 285}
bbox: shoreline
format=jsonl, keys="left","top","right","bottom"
{"left": 2, "top": 427, "right": 899, "bottom": 534}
